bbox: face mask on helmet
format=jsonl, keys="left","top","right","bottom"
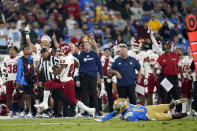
{"left": 56, "top": 44, "right": 71, "bottom": 58}
{"left": 113, "top": 98, "right": 128, "bottom": 113}
{"left": 163, "top": 41, "right": 174, "bottom": 51}
{"left": 132, "top": 40, "right": 142, "bottom": 52}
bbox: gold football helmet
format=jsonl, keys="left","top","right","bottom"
{"left": 113, "top": 98, "right": 129, "bottom": 113}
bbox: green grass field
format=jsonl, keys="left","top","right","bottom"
{"left": 0, "top": 117, "right": 197, "bottom": 131}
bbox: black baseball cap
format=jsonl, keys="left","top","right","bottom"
{"left": 104, "top": 47, "right": 111, "bottom": 51}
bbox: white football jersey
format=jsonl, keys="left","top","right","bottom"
{"left": 3, "top": 56, "right": 19, "bottom": 81}
{"left": 35, "top": 43, "right": 42, "bottom": 54}
{"left": 179, "top": 55, "right": 193, "bottom": 79}
{"left": 146, "top": 50, "right": 159, "bottom": 73}
{"left": 129, "top": 51, "right": 147, "bottom": 75}
{"left": 58, "top": 53, "right": 74, "bottom": 82}
{"left": 32, "top": 53, "right": 41, "bottom": 66}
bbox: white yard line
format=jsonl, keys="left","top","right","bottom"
{"left": 0, "top": 123, "right": 103, "bottom": 126}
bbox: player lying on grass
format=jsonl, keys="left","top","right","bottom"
{"left": 96, "top": 98, "right": 197, "bottom": 121}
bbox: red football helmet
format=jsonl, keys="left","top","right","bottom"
{"left": 57, "top": 44, "right": 71, "bottom": 57}
{"left": 132, "top": 40, "right": 142, "bottom": 51}
{"left": 166, "top": 41, "right": 175, "bottom": 51}
{"left": 0, "top": 104, "right": 8, "bottom": 116}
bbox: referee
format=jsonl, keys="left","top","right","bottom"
{"left": 35, "top": 48, "right": 65, "bottom": 117}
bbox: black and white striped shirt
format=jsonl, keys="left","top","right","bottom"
{"left": 38, "top": 55, "right": 59, "bottom": 81}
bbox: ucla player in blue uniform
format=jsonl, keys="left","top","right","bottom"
{"left": 97, "top": 98, "right": 196, "bottom": 121}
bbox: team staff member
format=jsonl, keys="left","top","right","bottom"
{"left": 76, "top": 40, "right": 103, "bottom": 115}
{"left": 16, "top": 45, "right": 36, "bottom": 117}
{"left": 101, "top": 48, "right": 114, "bottom": 112}
{"left": 110, "top": 44, "right": 142, "bottom": 104}
{"left": 190, "top": 61, "right": 197, "bottom": 112}
{"left": 154, "top": 42, "right": 183, "bottom": 112}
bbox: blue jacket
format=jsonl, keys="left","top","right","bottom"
{"left": 111, "top": 56, "right": 140, "bottom": 87}
{"left": 16, "top": 56, "right": 35, "bottom": 85}
{"left": 78, "top": 51, "right": 103, "bottom": 78}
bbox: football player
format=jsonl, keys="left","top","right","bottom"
{"left": 176, "top": 47, "right": 193, "bottom": 113}
{"left": 35, "top": 44, "right": 95, "bottom": 116}
{"left": 128, "top": 40, "right": 149, "bottom": 105}
{"left": 146, "top": 41, "right": 161, "bottom": 105}
{"left": 96, "top": 98, "right": 196, "bottom": 121}
{"left": 2, "top": 46, "right": 19, "bottom": 116}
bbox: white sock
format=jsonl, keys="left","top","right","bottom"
{"left": 182, "top": 102, "right": 187, "bottom": 113}
{"left": 35, "top": 100, "right": 40, "bottom": 112}
{"left": 42, "top": 90, "right": 50, "bottom": 104}
{"left": 76, "top": 101, "right": 91, "bottom": 113}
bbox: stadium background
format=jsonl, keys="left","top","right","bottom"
{"left": 0, "top": 0, "right": 197, "bottom": 131}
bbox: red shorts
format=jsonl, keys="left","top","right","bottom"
{"left": 6, "top": 81, "right": 16, "bottom": 95}
{"left": 147, "top": 74, "right": 160, "bottom": 95}
{"left": 181, "top": 78, "right": 192, "bottom": 98}
{"left": 44, "top": 79, "right": 77, "bottom": 104}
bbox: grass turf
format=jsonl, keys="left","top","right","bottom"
{"left": 0, "top": 117, "right": 196, "bottom": 131}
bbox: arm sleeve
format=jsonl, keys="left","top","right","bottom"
{"left": 150, "top": 33, "right": 162, "bottom": 55}
{"left": 126, "top": 116, "right": 139, "bottom": 121}
{"left": 111, "top": 60, "right": 116, "bottom": 70}
{"left": 96, "top": 54, "right": 103, "bottom": 79}
{"left": 38, "top": 70, "right": 45, "bottom": 82}
{"left": 16, "top": 58, "right": 23, "bottom": 84}
{"left": 134, "top": 59, "right": 141, "bottom": 71}
{"left": 38, "top": 58, "right": 42, "bottom": 72}
{"left": 54, "top": 57, "right": 59, "bottom": 65}
{"left": 101, "top": 111, "right": 117, "bottom": 121}
{"left": 32, "top": 59, "right": 36, "bottom": 83}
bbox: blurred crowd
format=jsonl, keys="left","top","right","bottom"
{"left": 0, "top": 0, "right": 197, "bottom": 54}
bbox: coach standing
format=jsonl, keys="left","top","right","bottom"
{"left": 154, "top": 42, "right": 183, "bottom": 112}
{"left": 76, "top": 40, "right": 103, "bottom": 115}
{"left": 110, "top": 44, "right": 142, "bottom": 104}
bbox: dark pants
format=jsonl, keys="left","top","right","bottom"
{"left": 160, "top": 74, "right": 181, "bottom": 112}
{"left": 104, "top": 78, "right": 114, "bottom": 112}
{"left": 117, "top": 84, "right": 136, "bottom": 104}
{"left": 80, "top": 73, "right": 98, "bottom": 112}
{"left": 192, "top": 81, "right": 197, "bottom": 111}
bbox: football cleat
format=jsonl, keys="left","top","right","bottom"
{"left": 173, "top": 98, "right": 188, "bottom": 106}
{"left": 34, "top": 103, "right": 49, "bottom": 110}
{"left": 25, "top": 113, "right": 33, "bottom": 118}
{"left": 88, "top": 108, "right": 96, "bottom": 117}
{"left": 189, "top": 109, "right": 197, "bottom": 118}
{"left": 8, "top": 111, "right": 13, "bottom": 117}
{"left": 19, "top": 111, "right": 25, "bottom": 118}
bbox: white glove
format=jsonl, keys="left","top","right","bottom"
{"left": 24, "top": 25, "right": 30, "bottom": 34}
{"left": 94, "top": 119, "right": 102, "bottom": 122}
{"left": 2, "top": 77, "right": 7, "bottom": 85}
{"left": 144, "top": 78, "right": 148, "bottom": 86}
{"left": 99, "top": 82, "right": 107, "bottom": 98}
{"left": 147, "top": 26, "right": 153, "bottom": 36}
{"left": 48, "top": 66, "right": 53, "bottom": 73}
